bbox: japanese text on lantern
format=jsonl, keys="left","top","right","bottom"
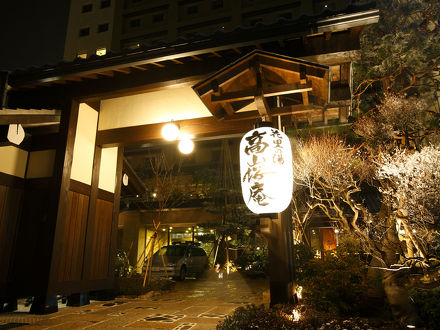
{"left": 242, "top": 128, "right": 284, "bottom": 206}
{"left": 240, "top": 126, "right": 293, "bottom": 214}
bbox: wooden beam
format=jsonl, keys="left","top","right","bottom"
{"left": 211, "top": 82, "right": 312, "bottom": 103}
{"left": 224, "top": 104, "right": 320, "bottom": 120}
{"left": 82, "top": 146, "right": 102, "bottom": 280}
{"left": 96, "top": 116, "right": 255, "bottom": 147}
{"left": 97, "top": 71, "right": 115, "bottom": 77}
{"left": 114, "top": 68, "right": 132, "bottom": 74}
{"left": 82, "top": 74, "right": 99, "bottom": 80}
{"left": 131, "top": 65, "right": 148, "bottom": 71}
{"left": 211, "top": 88, "right": 256, "bottom": 103}
{"left": 0, "top": 109, "right": 61, "bottom": 125}
{"left": 170, "top": 59, "right": 184, "bottom": 64}
{"left": 108, "top": 147, "right": 124, "bottom": 277}
{"left": 211, "top": 51, "right": 222, "bottom": 58}
{"left": 262, "top": 82, "right": 313, "bottom": 97}
{"left": 64, "top": 76, "right": 83, "bottom": 82}
{"left": 47, "top": 99, "right": 80, "bottom": 293}
{"left": 255, "top": 95, "right": 271, "bottom": 119}
{"left": 223, "top": 102, "right": 235, "bottom": 116}
{"left": 191, "top": 55, "right": 202, "bottom": 61}
{"left": 150, "top": 62, "right": 166, "bottom": 68}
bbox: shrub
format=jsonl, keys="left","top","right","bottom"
{"left": 410, "top": 287, "right": 440, "bottom": 328}
{"left": 217, "top": 304, "right": 295, "bottom": 329}
{"left": 295, "top": 241, "right": 377, "bottom": 315}
{"left": 235, "top": 247, "right": 269, "bottom": 275}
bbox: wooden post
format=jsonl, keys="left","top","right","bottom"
{"left": 261, "top": 205, "right": 297, "bottom": 306}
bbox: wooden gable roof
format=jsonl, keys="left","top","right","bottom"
{"left": 192, "top": 50, "right": 330, "bottom": 123}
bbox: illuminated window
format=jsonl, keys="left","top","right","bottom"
{"left": 130, "top": 18, "right": 141, "bottom": 28}
{"left": 77, "top": 52, "right": 87, "bottom": 59}
{"left": 98, "top": 23, "right": 109, "bottom": 32}
{"left": 82, "top": 3, "right": 92, "bottom": 13}
{"left": 101, "top": 0, "right": 111, "bottom": 8}
{"left": 96, "top": 48, "right": 107, "bottom": 56}
{"left": 187, "top": 5, "right": 198, "bottom": 15}
{"left": 79, "top": 27, "right": 90, "bottom": 37}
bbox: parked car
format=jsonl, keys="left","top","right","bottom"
{"left": 144, "top": 242, "right": 209, "bottom": 280}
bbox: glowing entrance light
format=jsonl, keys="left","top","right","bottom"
{"left": 240, "top": 126, "right": 293, "bottom": 214}
{"left": 161, "top": 122, "right": 180, "bottom": 141}
{"left": 178, "top": 134, "right": 194, "bottom": 154}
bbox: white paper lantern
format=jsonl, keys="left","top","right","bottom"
{"left": 240, "top": 126, "right": 293, "bottom": 214}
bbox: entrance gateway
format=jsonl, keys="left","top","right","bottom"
{"left": 0, "top": 6, "right": 379, "bottom": 313}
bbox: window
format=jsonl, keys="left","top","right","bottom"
{"left": 82, "top": 3, "right": 92, "bottom": 13}
{"left": 100, "top": 0, "right": 111, "bottom": 8}
{"left": 130, "top": 19, "right": 141, "bottom": 28}
{"left": 153, "top": 13, "right": 164, "bottom": 23}
{"left": 96, "top": 48, "right": 107, "bottom": 56}
{"left": 77, "top": 52, "right": 87, "bottom": 59}
{"left": 98, "top": 23, "right": 109, "bottom": 32}
{"left": 79, "top": 27, "right": 90, "bottom": 37}
{"left": 187, "top": 5, "right": 198, "bottom": 15}
{"left": 212, "top": 0, "right": 223, "bottom": 9}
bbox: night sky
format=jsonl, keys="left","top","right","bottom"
{"left": 0, "top": 1, "right": 70, "bottom": 71}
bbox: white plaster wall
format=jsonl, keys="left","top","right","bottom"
{"left": 98, "top": 86, "right": 211, "bottom": 130}
{"left": 0, "top": 146, "right": 28, "bottom": 178}
{"left": 98, "top": 147, "right": 118, "bottom": 192}
{"left": 71, "top": 103, "right": 98, "bottom": 185}
{"left": 26, "top": 150, "right": 56, "bottom": 178}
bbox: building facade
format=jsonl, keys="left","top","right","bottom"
{"left": 64, "top": 0, "right": 370, "bottom": 60}
{"left": 1, "top": 1, "right": 378, "bottom": 312}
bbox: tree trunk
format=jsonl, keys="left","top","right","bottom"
{"left": 382, "top": 270, "right": 420, "bottom": 327}
{"left": 380, "top": 207, "right": 420, "bottom": 326}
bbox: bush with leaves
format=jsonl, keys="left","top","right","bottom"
{"left": 235, "top": 247, "right": 269, "bottom": 275}
{"left": 409, "top": 287, "right": 440, "bottom": 328}
{"left": 295, "top": 240, "right": 379, "bottom": 316}
{"left": 217, "top": 304, "right": 295, "bottom": 330}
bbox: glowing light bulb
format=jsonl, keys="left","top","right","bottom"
{"left": 178, "top": 134, "right": 194, "bottom": 154}
{"left": 161, "top": 122, "right": 180, "bottom": 141}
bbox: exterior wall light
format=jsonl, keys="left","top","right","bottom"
{"left": 122, "top": 173, "right": 129, "bottom": 186}
{"left": 161, "top": 122, "right": 180, "bottom": 141}
{"left": 240, "top": 125, "right": 293, "bottom": 214}
{"left": 178, "top": 134, "right": 194, "bottom": 154}
{"left": 7, "top": 124, "right": 25, "bottom": 145}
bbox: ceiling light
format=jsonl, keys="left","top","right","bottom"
{"left": 161, "top": 122, "right": 180, "bottom": 141}
{"left": 178, "top": 134, "right": 194, "bottom": 154}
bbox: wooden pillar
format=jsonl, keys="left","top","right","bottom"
{"left": 10, "top": 99, "right": 80, "bottom": 313}
{"left": 261, "top": 205, "right": 297, "bottom": 306}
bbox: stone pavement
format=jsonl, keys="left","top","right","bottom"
{"left": 0, "top": 271, "right": 269, "bottom": 329}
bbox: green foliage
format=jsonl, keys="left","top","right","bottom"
{"left": 115, "top": 249, "right": 131, "bottom": 277}
{"left": 217, "top": 304, "right": 295, "bottom": 330}
{"left": 409, "top": 287, "right": 440, "bottom": 328}
{"left": 235, "top": 247, "right": 269, "bottom": 275}
{"left": 354, "top": 0, "right": 440, "bottom": 113}
{"left": 295, "top": 242, "right": 376, "bottom": 315}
